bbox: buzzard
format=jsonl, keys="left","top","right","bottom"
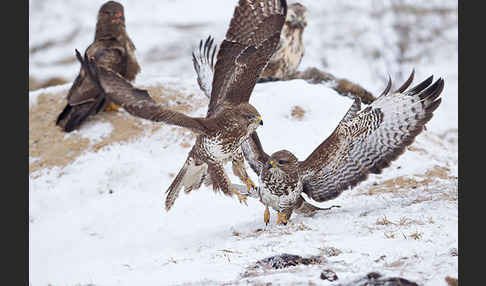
{"left": 193, "top": 36, "right": 339, "bottom": 217}
{"left": 79, "top": 0, "right": 288, "bottom": 211}
{"left": 56, "top": 1, "right": 141, "bottom": 132}
{"left": 259, "top": 2, "right": 307, "bottom": 81}
{"left": 192, "top": 3, "right": 375, "bottom": 104}
{"left": 238, "top": 71, "right": 444, "bottom": 224}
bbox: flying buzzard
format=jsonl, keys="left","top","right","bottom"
{"left": 238, "top": 71, "right": 444, "bottom": 224}
{"left": 79, "top": 0, "right": 287, "bottom": 211}
{"left": 56, "top": 1, "right": 141, "bottom": 132}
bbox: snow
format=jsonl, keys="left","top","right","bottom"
{"left": 29, "top": 0, "right": 457, "bottom": 285}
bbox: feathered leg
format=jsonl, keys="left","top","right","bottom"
{"left": 232, "top": 149, "right": 256, "bottom": 191}
{"left": 207, "top": 161, "right": 247, "bottom": 205}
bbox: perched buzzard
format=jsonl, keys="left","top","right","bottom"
{"left": 56, "top": 1, "right": 141, "bottom": 132}
{"left": 79, "top": 0, "right": 287, "bottom": 211}
{"left": 192, "top": 4, "right": 375, "bottom": 104}
{"left": 237, "top": 71, "right": 444, "bottom": 224}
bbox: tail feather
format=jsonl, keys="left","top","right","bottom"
{"left": 294, "top": 195, "right": 341, "bottom": 217}
{"left": 165, "top": 162, "right": 189, "bottom": 212}
{"left": 56, "top": 100, "right": 104, "bottom": 133}
{"left": 56, "top": 104, "right": 72, "bottom": 125}
{"left": 164, "top": 157, "right": 208, "bottom": 211}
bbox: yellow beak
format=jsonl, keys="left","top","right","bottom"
{"left": 255, "top": 116, "right": 263, "bottom": 126}
{"left": 268, "top": 160, "right": 276, "bottom": 169}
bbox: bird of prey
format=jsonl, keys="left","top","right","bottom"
{"left": 238, "top": 71, "right": 444, "bottom": 224}
{"left": 192, "top": 3, "right": 375, "bottom": 104}
{"left": 193, "top": 36, "right": 339, "bottom": 218}
{"left": 56, "top": 1, "right": 141, "bottom": 132}
{"left": 259, "top": 2, "right": 307, "bottom": 81}
{"left": 79, "top": 0, "right": 288, "bottom": 211}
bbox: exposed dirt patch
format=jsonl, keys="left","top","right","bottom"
{"left": 29, "top": 76, "right": 70, "bottom": 91}
{"left": 29, "top": 83, "right": 206, "bottom": 174}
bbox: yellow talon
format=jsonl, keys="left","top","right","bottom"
{"left": 105, "top": 102, "right": 120, "bottom": 112}
{"left": 264, "top": 205, "right": 270, "bottom": 225}
{"left": 245, "top": 177, "right": 256, "bottom": 190}
{"left": 276, "top": 212, "right": 288, "bottom": 225}
{"left": 232, "top": 189, "right": 248, "bottom": 206}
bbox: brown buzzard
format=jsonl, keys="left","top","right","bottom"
{"left": 79, "top": 0, "right": 288, "bottom": 211}
{"left": 56, "top": 1, "right": 141, "bottom": 132}
{"left": 238, "top": 71, "right": 444, "bottom": 224}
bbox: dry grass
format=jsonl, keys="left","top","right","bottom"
{"left": 29, "top": 83, "right": 206, "bottom": 175}
{"left": 362, "top": 165, "right": 457, "bottom": 202}
{"left": 445, "top": 276, "right": 458, "bottom": 286}
{"left": 234, "top": 222, "right": 312, "bottom": 240}
{"left": 290, "top": 105, "right": 305, "bottom": 120}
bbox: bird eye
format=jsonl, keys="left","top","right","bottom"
{"left": 278, "top": 160, "right": 287, "bottom": 165}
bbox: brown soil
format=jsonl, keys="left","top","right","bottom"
{"left": 29, "top": 83, "right": 206, "bottom": 174}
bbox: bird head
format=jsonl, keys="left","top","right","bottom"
{"left": 266, "top": 150, "right": 299, "bottom": 175}
{"left": 286, "top": 3, "right": 308, "bottom": 29}
{"left": 98, "top": 1, "right": 125, "bottom": 24}
{"left": 95, "top": 1, "right": 126, "bottom": 39}
{"left": 237, "top": 103, "right": 263, "bottom": 133}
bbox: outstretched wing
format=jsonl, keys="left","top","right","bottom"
{"left": 193, "top": 36, "right": 218, "bottom": 99}
{"left": 76, "top": 50, "right": 211, "bottom": 135}
{"left": 241, "top": 131, "right": 271, "bottom": 175}
{"left": 207, "top": 0, "right": 287, "bottom": 117}
{"left": 66, "top": 42, "right": 125, "bottom": 106}
{"left": 299, "top": 71, "right": 444, "bottom": 202}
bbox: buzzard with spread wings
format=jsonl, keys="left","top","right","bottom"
{"left": 239, "top": 71, "right": 444, "bottom": 224}
{"left": 79, "top": 0, "right": 288, "bottom": 211}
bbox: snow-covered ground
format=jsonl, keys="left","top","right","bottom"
{"left": 29, "top": 0, "right": 458, "bottom": 285}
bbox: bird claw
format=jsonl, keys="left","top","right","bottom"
{"left": 245, "top": 177, "right": 256, "bottom": 190}
{"left": 276, "top": 212, "right": 288, "bottom": 225}
{"left": 105, "top": 102, "right": 120, "bottom": 112}
{"left": 232, "top": 189, "right": 248, "bottom": 206}
{"left": 264, "top": 205, "right": 270, "bottom": 225}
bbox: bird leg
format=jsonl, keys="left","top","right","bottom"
{"left": 245, "top": 177, "right": 256, "bottom": 190}
{"left": 231, "top": 189, "right": 248, "bottom": 205}
{"left": 232, "top": 149, "right": 256, "bottom": 191}
{"left": 276, "top": 212, "right": 289, "bottom": 225}
{"left": 264, "top": 205, "right": 270, "bottom": 225}
{"left": 104, "top": 102, "right": 120, "bottom": 112}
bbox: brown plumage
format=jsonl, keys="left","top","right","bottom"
{"left": 259, "top": 2, "right": 307, "bottom": 80}
{"left": 56, "top": 1, "right": 140, "bottom": 132}
{"left": 288, "top": 67, "right": 377, "bottom": 104}
{"left": 240, "top": 71, "right": 444, "bottom": 224}
{"left": 192, "top": 4, "right": 375, "bottom": 105}
{"left": 80, "top": 0, "right": 287, "bottom": 211}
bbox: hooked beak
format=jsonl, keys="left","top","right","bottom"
{"left": 253, "top": 116, "right": 263, "bottom": 126}
{"left": 267, "top": 160, "right": 276, "bottom": 169}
